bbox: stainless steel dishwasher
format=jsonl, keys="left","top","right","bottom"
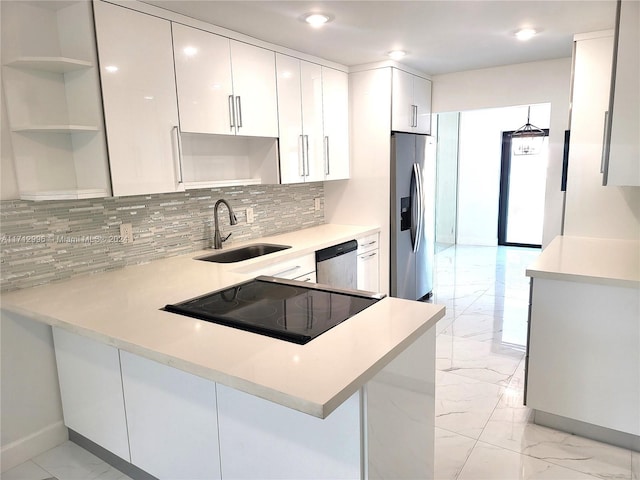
{"left": 315, "top": 240, "right": 358, "bottom": 289}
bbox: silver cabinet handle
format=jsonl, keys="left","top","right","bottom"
{"left": 228, "top": 95, "right": 235, "bottom": 130}
{"left": 235, "top": 96, "right": 243, "bottom": 128}
{"left": 324, "top": 136, "right": 330, "bottom": 175}
{"left": 361, "top": 241, "right": 377, "bottom": 247}
{"left": 272, "top": 265, "right": 301, "bottom": 277}
{"left": 172, "top": 126, "right": 184, "bottom": 185}
{"left": 304, "top": 135, "right": 310, "bottom": 177}
{"left": 413, "top": 105, "right": 419, "bottom": 127}
{"left": 298, "top": 135, "right": 305, "bottom": 177}
{"left": 359, "top": 252, "right": 377, "bottom": 260}
{"left": 600, "top": 110, "right": 609, "bottom": 174}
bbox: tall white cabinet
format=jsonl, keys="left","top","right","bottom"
{"left": 604, "top": 0, "right": 640, "bottom": 186}
{"left": 1, "top": 0, "right": 111, "bottom": 200}
{"left": 94, "top": 1, "right": 182, "bottom": 197}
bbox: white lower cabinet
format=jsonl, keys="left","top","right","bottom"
{"left": 51, "top": 328, "right": 130, "bottom": 462}
{"left": 527, "top": 278, "right": 640, "bottom": 436}
{"left": 119, "top": 351, "right": 221, "bottom": 480}
{"left": 216, "top": 384, "right": 361, "bottom": 479}
{"left": 357, "top": 233, "right": 380, "bottom": 292}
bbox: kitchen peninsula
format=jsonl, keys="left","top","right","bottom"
{"left": 1, "top": 224, "right": 445, "bottom": 479}
{"left": 525, "top": 235, "right": 640, "bottom": 450}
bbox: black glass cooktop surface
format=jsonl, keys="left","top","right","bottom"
{"left": 164, "top": 276, "right": 383, "bottom": 344}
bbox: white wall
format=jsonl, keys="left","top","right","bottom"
{"left": 324, "top": 67, "right": 393, "bottom": 294}
{"left": 432, "top": 58, "right": 572, "bottom": 248}
{"left": 456, "top": 104, "right": 550, "bottom": 246}
{"left": 1, "top": 311, "right": 67, "bottom": 471}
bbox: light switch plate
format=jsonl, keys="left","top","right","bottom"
{"left": 246, "top": 208, "right": 254, "bottom": 224}
{"left": 314, "top": 198, "right": 321, "bottom": 211}
{"left": 120, "top": 223, "right": 133, "bottom": 244}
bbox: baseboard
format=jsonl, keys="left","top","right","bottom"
{"left": 534, "top": 410, "right": 640, "bottom": 452}
{"left": 0, "top": 421, "right": 68, "bottom": 472}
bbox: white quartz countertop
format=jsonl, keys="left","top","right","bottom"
{"left": 526, "top": 235, "right": 640, "bottom": 288}
{"left": 1, "top": 224, "right": 445, "bottom": 418}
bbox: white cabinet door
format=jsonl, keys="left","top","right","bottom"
{"left": 301, "top": 61, "right": 325, "bottom": 182}
{"left": 527, "top": 278, "right": 640, "bottom": 436}
{"left": 414, "top": 76, "right": 432, "bottom": 135}
{"left": 391, "top": 68, "right": 432, "bottom": 134}
{"left": 605, "top": 0, "right": 640, "bottom": 186}
{"left": 322, "top": 67, "right": 350, "bottom": 180}
{"left": 230, "top": 40, "right": 278, "bottom": 138}
{"left": 391, "top": 68, "right": 414, "bottom": 133}
{"left": 94, "top": 1, "right": 181, "bottom": 196}
{"left": 172, "top": 23, "right": 233, "bottom": 136}
{"left": 216, "top": 384, "right": 361, "bottom": 479}
{"left": 357, "top": 250, "right": 379, "bottom": 292}
{"left": 276, "top": 54, "right": 305, "bottom": 184}
{"left": 120, "top": 351, "right": 221, "bottom": 480}
{"left": 52, "top": 328, "right": 130, "bottom": 462}
{"left": 276, "top": 55, "right": 324, "bottom": 184}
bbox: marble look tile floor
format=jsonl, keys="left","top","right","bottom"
{"left": 432, "top": 245, "right": 638, "bottom": 480}
{"left": 3, "top": 245, "right": 638, "bottom": 480}
{"left": 2, "top": 442, "right": 133, "bottom": 480}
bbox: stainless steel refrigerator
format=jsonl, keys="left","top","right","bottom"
{"left": 390, "top": 132, "right": 436, "bottom": 300}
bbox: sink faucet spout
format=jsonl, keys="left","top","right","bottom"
{"left": 213, "top": 199, "right": 238, "bottom": 249}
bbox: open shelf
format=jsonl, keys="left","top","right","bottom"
{"left": 4, "top": 56, "right": 92, "bottom": 73}
{"left": 20, "top": 188, "right": 109, "bottom": 201}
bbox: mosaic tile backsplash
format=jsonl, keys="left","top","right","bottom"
{"left": 0, "top": 183, "right": 324, "bottom": 292}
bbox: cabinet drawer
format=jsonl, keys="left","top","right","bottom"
{"left": 357, "top": 234, "right": 379, "bottom": 254}
{"left": 246, "top": 253, "right": 316, "bottom": 280}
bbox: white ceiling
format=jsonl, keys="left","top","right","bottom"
{"left": 143, "top": 0, "right": 616, "bottom": 75}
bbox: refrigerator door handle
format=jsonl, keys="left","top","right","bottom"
{"left": 414, "top": 163, "right": 425, "bottom": 252}
{"left": 410, "top": 163, "right": 422, "bottom": 253}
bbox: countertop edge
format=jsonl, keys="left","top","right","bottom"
{"left": 525, "top": 269, "right": 640, "bottom": 289}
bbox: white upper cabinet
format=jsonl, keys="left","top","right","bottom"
{"left": 172, "top": 26, "right": 278, "bottom": 138}
{"left": 391, "top": 68, "right": 432, "bottom": 134}
{"left": 276, "top": 54, "right": 349, "bottom": 184}
{"left": 322, "top": 67, "right": 350, "bottom": 181}
{"left": 94, "top": 1, "right": 182, "bottom": 196}
{"left": 276, "top": 54, "right": 323, "bottom": 183}
{"left": 604, "top": 0, "right": 639, "bottom": 186}
{"left": 172, "top": 24, "right": 233, "bottom": 136}
{"left": 230, "top": 41, "right": 279, "bottom": 138}
{"left": 172, "top": 23, "right": 278, "bottom": 138}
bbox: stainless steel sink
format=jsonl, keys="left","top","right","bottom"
{"left": 195, "top": 243, "right": 291, "bottom": 263}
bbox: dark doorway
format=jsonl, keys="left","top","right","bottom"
{"left": 498, "top": 130, "right": 549, "bottom": 248}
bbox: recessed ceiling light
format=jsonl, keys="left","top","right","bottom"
{"left": 302, "top": 13, "right": 331, "bottom": 28}
{"left": 388, "top": 50, "right": 407, "bottom": 60}
{"left": 105, "top": 65, "right": 119, "bottom": 73}
{"left": 515, "top": 28, "right": 537, "bottom": 41}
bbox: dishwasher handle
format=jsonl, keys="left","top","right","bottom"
{"left": 315, "top": 240, "right": 358, "bottom": 263}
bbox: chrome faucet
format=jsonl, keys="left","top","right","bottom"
{"left": 213, "top": 199, "right": 238, "bottom": 249}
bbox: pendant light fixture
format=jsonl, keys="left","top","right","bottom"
{"left": 511, "top": 106, "right": 546, "bottom": 155}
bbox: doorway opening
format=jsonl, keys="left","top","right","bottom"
{"left": 497, "top": 129, "right": 549, "bottom": 248}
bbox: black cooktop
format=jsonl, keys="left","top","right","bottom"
{"left": 164, "top": 276, "right": 384, "bottom": 344}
